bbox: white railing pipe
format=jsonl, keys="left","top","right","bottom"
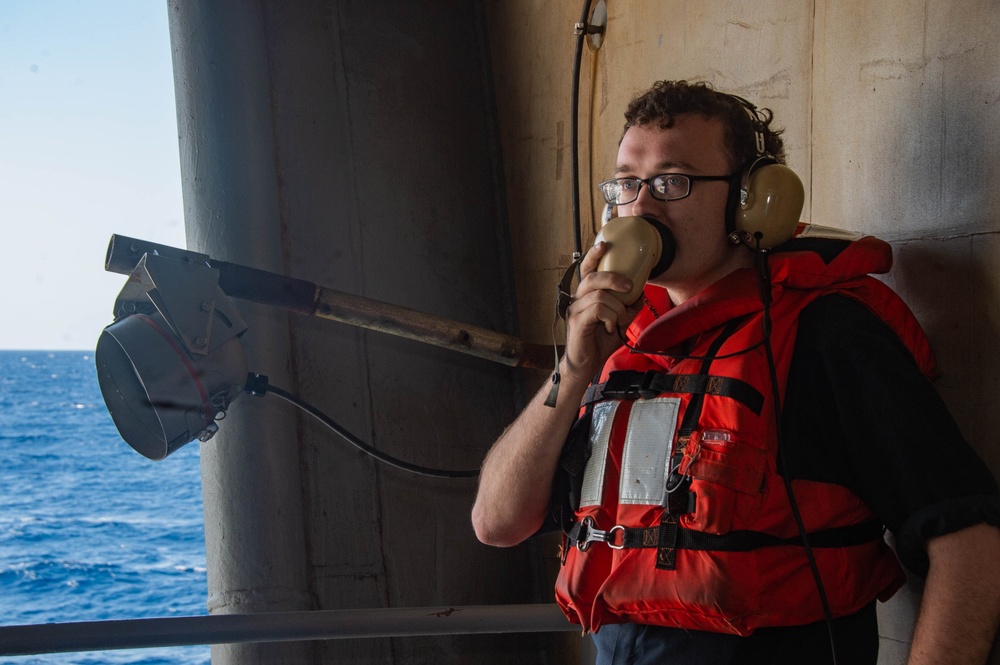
{"left": 0, "top": 603, "right": 577, "bottom": 656}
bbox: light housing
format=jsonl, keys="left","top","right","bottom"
{"left": 95, "top": 252, "right": 248, "bottom": 460}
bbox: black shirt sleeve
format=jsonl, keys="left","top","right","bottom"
{"left": 781, "top": 294, "right": 1000, "bottom": 575}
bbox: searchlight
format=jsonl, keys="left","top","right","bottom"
{"left": 96, "top": 235, "right": 552, "bottom": 461}
{"left": 95, "top": 250, "right": 248, "bottom": 460}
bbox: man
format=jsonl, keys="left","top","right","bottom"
{"left": 472, "top": 80, "right": 1000, "bottom": 664}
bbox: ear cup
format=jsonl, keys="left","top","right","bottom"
{"left": 736, "top": 162, "right": 804, "bottom": 249}
{"left": 726, "top": 159, "right": 804, "bottom": 250}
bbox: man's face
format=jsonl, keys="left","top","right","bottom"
{"left": 614, "top": 114, "right": 753, "bottom": 304}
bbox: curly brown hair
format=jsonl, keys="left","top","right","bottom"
{"left": 622, "top": 80, "right": 786, "bottom": 170}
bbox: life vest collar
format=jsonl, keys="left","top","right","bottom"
{"left": 630, "top": 226, "right": 895, "bottom": 354}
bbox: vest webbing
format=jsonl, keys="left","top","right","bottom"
{"left": 568, "top": 518, "right": 886, "bottom": 552}
{"left": 583, "top": 369, "right": 765, "bottom": 416}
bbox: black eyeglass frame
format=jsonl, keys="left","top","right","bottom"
{"left": 597, "top": 173, "right": 733, "bottom": 205}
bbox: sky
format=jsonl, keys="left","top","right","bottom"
{"left": 0, "top": 1, "right": 185, "bottom": 350}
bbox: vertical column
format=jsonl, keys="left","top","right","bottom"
{"left": 168, "top": 1, "right": 314, "bottom": 662}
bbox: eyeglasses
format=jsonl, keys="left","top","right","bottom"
{"left": 597, "top": 173, "right": 733, "bottom": 205}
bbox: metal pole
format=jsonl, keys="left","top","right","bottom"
{"left": 0, "top": 604, "right": 577, "bottom": 656}
{"left": 104, "top": 234, "right": 554, "bottom": 369}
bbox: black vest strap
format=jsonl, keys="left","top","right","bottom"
{"left": 620, "top": 520, "right": 886, "bottom": 552}
{"left": 582, "top": 369, "right": 764, "bottom": 416}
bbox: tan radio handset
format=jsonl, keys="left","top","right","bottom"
{"left": 595, "top": 215, "right": 675, "bottom": 305}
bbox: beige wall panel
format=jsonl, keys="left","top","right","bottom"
{"left": 485, "top": 1, "right": 583, "bottom": 346}
{"left": 812, "top": 0, "right": 1000, "bottom": 238}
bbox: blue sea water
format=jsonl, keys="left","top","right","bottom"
{"left": 0, "top": 351, "right": 211, "bottom": 664}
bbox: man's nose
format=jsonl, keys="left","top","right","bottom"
{"left": 628, "top": 182, "right": 661, "bottom": 216}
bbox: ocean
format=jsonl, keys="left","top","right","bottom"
{"left": 0, "top": 350, "right": 211, "bottom": 664}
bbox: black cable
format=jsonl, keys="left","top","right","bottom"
{"left": 245, "top": 374, "right": 478, "bottom": 479}
{"left": 545, "top": 0, "right": 597, "bottom": 409}
{"left": 754, "top": 240, "right": 839, "bottom": 664}
{"left": 570, "top": 0, "right": 595, "bottom": 261}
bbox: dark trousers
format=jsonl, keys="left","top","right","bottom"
{"left": 591, "top": 602, "right": 878, "bottom": 665}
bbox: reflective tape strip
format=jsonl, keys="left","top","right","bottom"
{"left": 579, "top": 401, "right": 619, "bottom": 508}
{"left": 619, "top": 398, "right": 681, "bottom": 506}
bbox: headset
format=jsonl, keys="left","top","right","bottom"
{"left": 724, "top": 94, "right": 804, "bottom": 250}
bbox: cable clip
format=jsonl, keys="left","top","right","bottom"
{"left": 244, "top": 372, "right": 270, "bottom": 397}
{"left": 573, "top": 21, "right": 606, "bottom": 36}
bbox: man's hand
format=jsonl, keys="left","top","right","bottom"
{"left": 561, "top": 241, "right": 645, "bottom": 383}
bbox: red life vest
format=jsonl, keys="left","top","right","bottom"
{"left": 554, "top": 227, "right": 936, "bottom": 636}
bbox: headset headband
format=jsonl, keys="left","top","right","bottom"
{"left": 728, "top": 93, "right": 768, "bottom": 161}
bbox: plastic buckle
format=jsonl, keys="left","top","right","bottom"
{"left": 602, "top": 370, "right": 660, "bottom": 400}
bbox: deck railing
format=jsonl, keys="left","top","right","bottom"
{"left": 0, "top": 603, "right": 577, "bottom": 656}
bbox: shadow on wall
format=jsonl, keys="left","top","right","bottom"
{"left": 871, "top": 70, "right": 1000, "bottom": 660}
{"left": 863, "top": 14, "right": 1000, "bottom": 240}
{"left": 885, "top": 237, "right": 1000, "bottom": 473}
{"left": 876, "top": 51, "right": 1000, "bottom": 473}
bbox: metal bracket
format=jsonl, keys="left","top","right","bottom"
{"left": 586, "top": 0, "right": 607, "bottom": 51}
{"left": 112, "top": 252, "right": 247, "bottom": 356}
